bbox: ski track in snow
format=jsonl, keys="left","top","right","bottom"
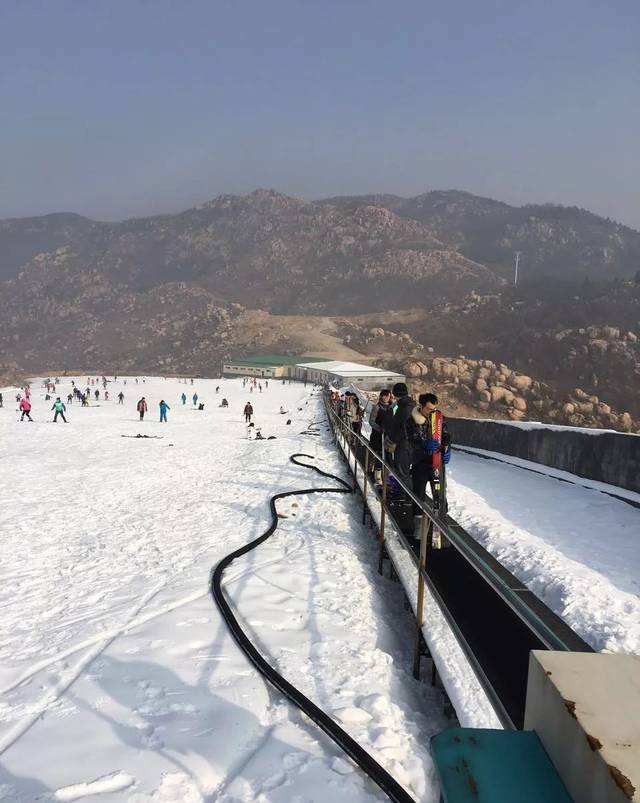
{"left": 0, "top": 377, "right": 445, "bottom": 802}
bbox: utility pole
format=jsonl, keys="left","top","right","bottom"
{"left": 514, "top": 251, "right": 521, "bottom": 286}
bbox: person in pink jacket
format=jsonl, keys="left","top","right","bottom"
{"left": 19, "top": 397, "right": 33, "bottom": 422}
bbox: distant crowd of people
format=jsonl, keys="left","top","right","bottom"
{"left": 5, "top": 374, "right": 280, "bottom": 430}
{"left": 7, "top": 375, "right": 208, "bottom": 424}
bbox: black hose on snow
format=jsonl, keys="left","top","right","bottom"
{"left": 210, "top": 453, "right": 416, "bottom": 803}
{"left": 299, "top": 419, "right": 326, "bottom": 436}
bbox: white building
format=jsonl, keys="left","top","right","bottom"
{"left": 293, "top": 360, "right": 404, "bottom": 390}
{"left": 222, "top": 355, "right": 404, "bottom": 390}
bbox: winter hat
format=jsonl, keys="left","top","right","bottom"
{"left": 392, "top": 382, "right": 408, "bottom": 397}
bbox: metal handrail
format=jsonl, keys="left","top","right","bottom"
{"left": 326, "top": 394, "right": 515, "bottom": 727}
{"left": 324, "top": 393, "right": 584, "bottom": 654}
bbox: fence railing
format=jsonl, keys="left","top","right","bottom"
{"left": 323, "top": 390, "right": 592, "bottom": 729}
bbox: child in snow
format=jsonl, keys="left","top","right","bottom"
{"left": 19, "top": 397, "right": 33, "bottom": 421}
{"left": 137, "top": 397, "right": 148, "bottom": 420}
{"left": 159, "top": 400, "right": 170, "bottom": 423}
{"left": 51, "top": 398, "right": 67, "bottom": 423}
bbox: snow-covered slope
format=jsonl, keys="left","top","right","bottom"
{"left": 0, "top": 377, "right": 447, "bottom": 802}
{"left": 447, "top": 450, "right": 640, "bottom": 654}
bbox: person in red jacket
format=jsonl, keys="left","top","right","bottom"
{"left": 136, "top": 397, "right": 148, "bottom": 421}
{"left": 19, "top": 397, "right": 33, "bottom": 422}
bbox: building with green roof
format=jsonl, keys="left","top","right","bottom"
{"left": 222, "top": 355, "right": 325, "bottom": 378}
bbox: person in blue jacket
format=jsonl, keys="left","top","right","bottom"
{"left": 159, "top": 399, "right": 170, "bottom": 423}
{"left": 181, "top": 392, "right": 187, "bottom": 405}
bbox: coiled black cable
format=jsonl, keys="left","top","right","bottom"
{"left": 210, "top": 452, "right": 416, "bottom": 803}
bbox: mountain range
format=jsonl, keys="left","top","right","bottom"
{"left": 0, "top": 188, "right": 638, "bottom": 427}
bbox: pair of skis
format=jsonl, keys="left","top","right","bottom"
{"left": 429, "top": 410, "right": 447, "bottom": 548}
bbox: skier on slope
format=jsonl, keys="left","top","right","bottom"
{"left": 192, "top": 392, "right": 198, "bottom": 406}
{"left": 19, "top": 397, "right": 33, "bottom": 421}
{"left": 137, "top": 397, "right": 148, "bottom": 421}
{"left": 159, "top": 400, "right": 170, "bottom": 423}
{"left": 244, "top": 402, "right": 254, "bottom": 423}
{"left": 117, "top": 391, "right": 125, "bottom": 405}
{"left": 181, "top": 392, "right": 187, "bottom": 405}
{"left": 0, "top": 392, "right": 3, "bottom": 408}
{"left": 51, "top": 397, "right": 68, "bottom": 423}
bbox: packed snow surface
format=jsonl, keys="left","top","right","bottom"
{"left": 3, "top": 377, "right": 637, "bottom": 801}
{"left": 0, "top": 377, "right": 447, "bottom": 802}
{"left": 449, "top": 416, "right": 638, "bottom": 436}
{"left": 447, "top": 449, "right": 640, "bottom": 654}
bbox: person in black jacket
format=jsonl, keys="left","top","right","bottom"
{"left": 406, "top": 393, "right": 451, "bottom": 525}
{"left": 382, "top": 382, "right": 415, "bottom": 494}
{"left": 368, "top": 389, "right": 391, "bottom": 485}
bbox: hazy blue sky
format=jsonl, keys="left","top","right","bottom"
{"left": 1, "top": 0, "right": 638, "bottom": 226}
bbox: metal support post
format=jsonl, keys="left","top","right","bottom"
{"left": 377, "top": 463, "right": 388, "bottom": 574}
{"left": 352, "top": 443, "right": 358, "bottom": 492}
{"left": 362, "top": 449, "right": 369, "bottom": 524}
{"left": 413, "top": 513, "right": 429, "bottom": 679}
